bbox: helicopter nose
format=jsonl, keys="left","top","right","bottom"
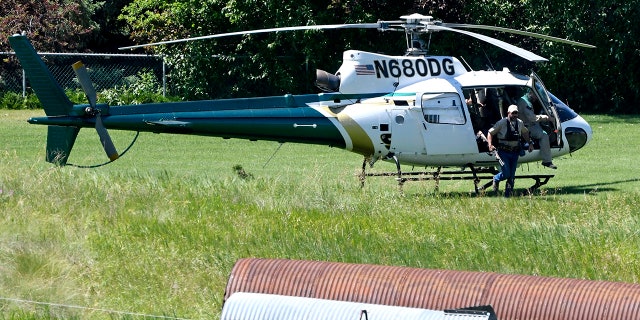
{"left": 563, "top": 114, "right": 592, "bottom": 152}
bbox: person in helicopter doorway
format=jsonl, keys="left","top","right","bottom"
{"left": 516, "top": 89, "right": 557, "bottom": 169}
{"left": 487, "top": 105, "right": 534, "bottom": 197}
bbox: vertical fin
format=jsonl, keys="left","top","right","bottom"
{"left": 46, "top": 126, "right": 80, "bottom": 165}
{"left": 9, "top": 35, "right": 78, "bottom": 165}
{"left": 8, "top": 35, "right": 73, "bottom": 116}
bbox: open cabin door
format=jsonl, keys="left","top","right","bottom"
{"left": 530, "top": 72, "right": 562, "bottom": 146}
{"left": 419, "top": 92, "right": 477, "bottom": 154}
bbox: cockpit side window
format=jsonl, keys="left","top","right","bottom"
{"left": 531, "top": 72, "right": 552, "bottom": 108}
{"left": 421, "top": 92, "right": 465, "bottom": 125}
{"left": 534, "top": 81, "right": 551, "bottom": 109}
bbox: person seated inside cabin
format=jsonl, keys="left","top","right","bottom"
{"left": 465, "top": 89, "right": 483, "bottom": 133}
{"left": 466, "top": 88, "right": 501, "bottom": 135}
{"left": 516, "top": 88, "right": 557, "bottom": 169}
{"left": 477, "top": 88, "right": 502, "bottom": 128}
{"left": 503, "top": 86, "right": 522, "bottom": 116}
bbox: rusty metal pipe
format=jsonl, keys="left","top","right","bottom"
{"left": 224, "top": 258, "right": 640, "bottom": 320}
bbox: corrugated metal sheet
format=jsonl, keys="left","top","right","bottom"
{"left": 221, "top": 292, "right": 492, "bottom": 320}
{"left": 224, "top": 258, "right": 640, "bottom": 320}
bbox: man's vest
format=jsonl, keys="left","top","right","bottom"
{"left": 498, "top": 119, "right": 521, "bottom": 151}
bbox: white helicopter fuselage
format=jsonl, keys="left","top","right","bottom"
{"left": 313, "top": 50, "right": 592, "bottom": 168}
{"left": 13, "top": 12, "right": 595, "bottom": 172}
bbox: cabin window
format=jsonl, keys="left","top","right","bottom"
{"left": 420, "top": 93, "right": 465, "bottom": 125}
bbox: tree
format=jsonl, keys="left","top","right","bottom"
{"left": 119, "top": 0, "right": 638, "bottom": 112}
{"left": 417, "top": 0, "right": 640, "bottom": 113}
{"left": 531, "top": 0, "right": 640, "bottom": 113}
{"left": 120, "top": 0, "right": 229, "bottom": 98}
{"left": 0, "top": 0, "right": 102, "bottom": 52}
{"left": 119, "top": 0, "right": 415, "bottom": 99}
{"left": 89, "top": 0, "right": 136, "bottom": 52}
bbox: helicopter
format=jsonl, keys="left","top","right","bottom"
{"left": 9, "top": 13, "right": 594, "bottom": 193}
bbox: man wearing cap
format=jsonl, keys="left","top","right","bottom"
{"left": 487, "top": 105, "right": 534, "bottom": 197}
{"left": 517, "top": 90, "right": 557, "bottom": 169}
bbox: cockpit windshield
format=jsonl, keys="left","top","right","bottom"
{"left": 549, "top": 93, "right": 579, "bottom": 122}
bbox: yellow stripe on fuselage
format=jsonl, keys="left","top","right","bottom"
{"left": 316, "top": 105, "right": 375, "bottom": 156}
{"left": 336, "top": 112, "right": 374, "bottom": 156}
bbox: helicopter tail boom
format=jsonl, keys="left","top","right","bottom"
{"left": 12, "top": 33, "right": 357, "bottom": 165}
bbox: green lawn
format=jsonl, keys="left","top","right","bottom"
{"left": 0, "top": 110, "right": 638, "bottom": 319}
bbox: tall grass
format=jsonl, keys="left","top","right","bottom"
{"left": 0, "top": 111, "right": 638, "bottom": 319}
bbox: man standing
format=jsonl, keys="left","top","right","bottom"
{"left": 517, "top": 90, "right": 557, "bottom": 169}
{"left": 487, "top": 105, "right": 534, "bottom": 197}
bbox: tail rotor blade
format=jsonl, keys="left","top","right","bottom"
{"left": 72, "top": 61, "right": 97, "bottom": 107}
{"left": 72, "top": 61, "right": 119, "bottom": 162}
{"left": 95, "top": 113, "right": 119, "bottom": 161}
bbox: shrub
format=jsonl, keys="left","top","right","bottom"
{"left": 0, "top": 91, "right": 43, "bottom": 109}
{"left": 1, "top": 70, "right": 180, "bottom": 109}
{"left": 99, "top": 70, "right": 179, "bottom": 105}
{"left": 1, "top": 91, "right": 22, "bottom": 109}
{"left": 65, "top": 88, "right": 90, "bottom": 105}
{"left": 23, "top": 92, "right": 42, "bottom": 109}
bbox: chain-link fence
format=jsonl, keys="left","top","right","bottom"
{"left": 0, "top": 52, "right": 166, "bottom": 96}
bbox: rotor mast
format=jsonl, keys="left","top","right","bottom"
{"left": 375, "top": 14, "right": 437, "bottom": 56}
{"left": 402, "top": 14, "right": 436, "bottom": 56}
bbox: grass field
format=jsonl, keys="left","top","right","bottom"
{"left": 0, "top": 110, "right": 639, "bottom": 319}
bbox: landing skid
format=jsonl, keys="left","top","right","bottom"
{"left": 359, "top": 157, "right": 554, "bottom": 195}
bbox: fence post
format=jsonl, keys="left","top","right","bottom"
{"left": 22, "top": 69, "right": 26, "bottom": 97}
{"left": 162, "top": 58, "right": 166, "bottom": 97}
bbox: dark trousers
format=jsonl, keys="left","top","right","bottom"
{"left": 493, "top": 150, "right": 519, "bottom": 197}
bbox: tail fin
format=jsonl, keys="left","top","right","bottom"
{"left": 9, "top": 35, "right": 78, "bottom": 165}
{"left": 46, "top": 126, "right": 80, "bottom": 164}
{"left": 8, "top": 35, "right": 73, "bottom": 116}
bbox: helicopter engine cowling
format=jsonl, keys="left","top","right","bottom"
{"left": 315, "top": 69, "right": 341, "bottom": 92}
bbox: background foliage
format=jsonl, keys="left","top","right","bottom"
{"left": 1, "top": 0, "right": 639, "bottom": 112}
{"left": 0, "top": 0, "right": 100, "bottom": 52}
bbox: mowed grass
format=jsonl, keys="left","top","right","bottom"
{"left": 0, "top": 110, "right": 639, "bottom": 319}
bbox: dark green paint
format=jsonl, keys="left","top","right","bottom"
{"left": 11, "top": 34, "right": 385, "bottom": 165}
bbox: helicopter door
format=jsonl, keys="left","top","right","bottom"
{"left": 419, "top": 92, "right": 477, "bottom": 154}
{"left": 388, "top": 108, "right": 427, "bottom": 155}
{"left": 530, "top": 72, "right": 562, "bottom": 146}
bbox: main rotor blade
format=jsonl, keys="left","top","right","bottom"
{"left": 428, "top": 25, "right": 548, "bottom": 62}
{"left": 442, "top": 23, "right": 595, "bottom": 48}
{"left": 119, "top": 23, "right": 381, "bottom": 50}
{"left": 72, "top": 61, "right": 97, "bottom": 107}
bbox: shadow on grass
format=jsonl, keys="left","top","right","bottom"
{"left": 403, "top": 177, "right": 640, "bottom": 198}
{"left": 548, "top": 178, "right": 640, "bottom": 195}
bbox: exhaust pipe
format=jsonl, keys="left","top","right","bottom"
{"left": 315, "top": 69, "right": 340, "bottom": 92}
